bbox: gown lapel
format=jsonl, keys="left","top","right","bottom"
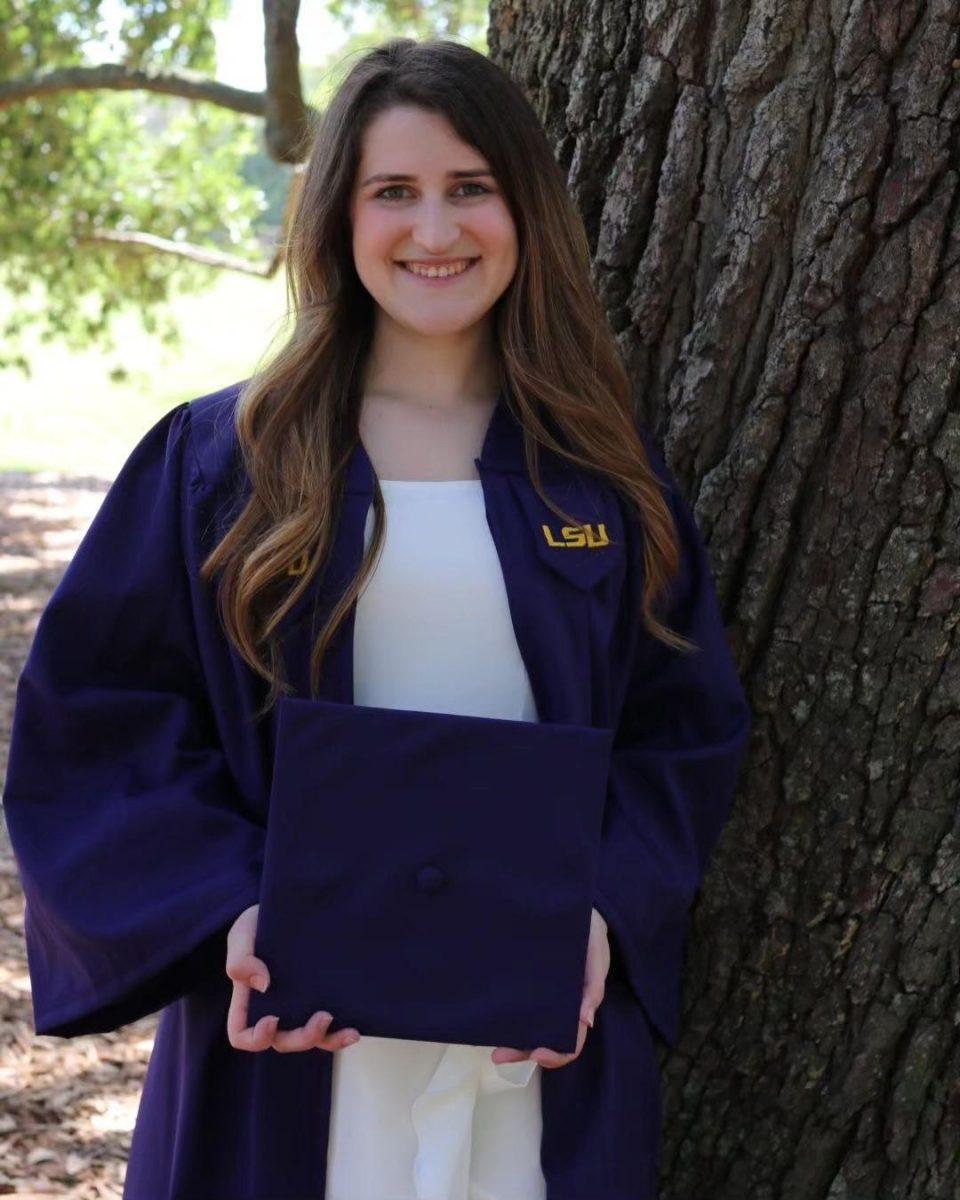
{"left": 278, "top": 390, "right": 627, "bottom": 730}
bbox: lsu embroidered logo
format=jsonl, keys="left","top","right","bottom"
{"left": 540, "top": 522, "right": 610, "bottom": 549}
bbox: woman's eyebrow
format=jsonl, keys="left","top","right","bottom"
{"left": 360, "top": 169, "right": 494, "bottom": 187}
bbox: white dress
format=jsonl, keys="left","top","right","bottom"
{"left": 323, "top": 478, "right": 549, "bottom": 1200}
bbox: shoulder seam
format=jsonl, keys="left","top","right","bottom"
{"left": 176, "top": 398, "right": 209, "bottom": 493}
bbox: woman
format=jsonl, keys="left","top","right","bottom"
{"left": 3, "top": 37, "right": 752, "bottom": 1200}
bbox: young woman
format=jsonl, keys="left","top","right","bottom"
{"left": 4, "top": 37, "right": 752, "bottom": 1200}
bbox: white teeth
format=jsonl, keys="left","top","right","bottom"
{"left": 402, "top": 259, "right": 474, "bottom": 278}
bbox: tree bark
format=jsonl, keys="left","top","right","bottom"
{"left": 489, "top": 2, "right": 960, "bottom": 1196}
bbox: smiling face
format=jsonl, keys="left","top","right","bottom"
{"left": 349, "top": 104, "right": 519, "bottom": 337}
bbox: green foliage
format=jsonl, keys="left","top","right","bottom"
{"left": 114, "top": 0, "right": 228, "bottom": 70}
{"left": 325, "top": 0, "right": 489, "bottom": 42}
{"left": 240, "top": 149, "right": 292, "bottom": 231}
{"left": 1, "top": 0, "right": 266, "bottom": 374}
{"left": 299, "top": 3, "right": 489, "bottom": 118}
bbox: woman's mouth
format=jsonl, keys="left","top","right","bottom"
{"left": 395, "top": 257, "right": 480, "bottom": 285}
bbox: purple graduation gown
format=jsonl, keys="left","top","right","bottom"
{"left": 3, "top": 381, "right": 752, "bottom": 1200}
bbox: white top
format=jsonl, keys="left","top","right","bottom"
{"left": 324, "top": 479, "right": 547, "bottom": 1200}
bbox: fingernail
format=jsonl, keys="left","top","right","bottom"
{"left": 586, "top": 1011, "right": 595, "bottom": 1028}
{"left": 344, "top": 1031, "right": 359, "bottom": 1044}
{"left": 252, "top": 975, "right": 268, "bottom": 992}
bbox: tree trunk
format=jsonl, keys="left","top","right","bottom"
{"left": 489, "top": 2, "right": 960, "bottom": 1196}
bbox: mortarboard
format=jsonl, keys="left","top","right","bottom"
{"left": 247, "top": 695, "right": 615, "bottom": 1054}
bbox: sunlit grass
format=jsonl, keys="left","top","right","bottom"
{"left": 0, "top": 269, "right": 291, "bottom": 478}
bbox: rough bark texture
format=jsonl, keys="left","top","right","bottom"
{"left": 488, "top": 2, "right": 960, "bottom": 1196}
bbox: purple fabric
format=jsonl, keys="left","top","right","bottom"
{"left": 3, "top": 381, "right": 752, "bottom": 1199}
{"left": 247, "top": 695, "right": 613, "bottom": 1052}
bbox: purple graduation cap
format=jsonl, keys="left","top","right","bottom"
{"left": 247, "top": 695, "right": 615, "bottom": 1052}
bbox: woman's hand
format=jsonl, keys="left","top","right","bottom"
{"left": 490, "top": 907, "right": 610, "bottom": 1068}
{"left": 224, "top": 903, "right": 362, "bottom": 1054}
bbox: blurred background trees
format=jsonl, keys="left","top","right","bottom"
{"left": 0, "top": 0, "right": 486, "bottom": 376}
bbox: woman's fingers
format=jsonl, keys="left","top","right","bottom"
{"left": 490, "top": 1045, "right": 532, "bottom": 1064}
{"left": 224, "top": 905, "right": 288, "bottom": 1052}
{"left": 271, "top": 1010, "right": 333, "bottom": 1053}
{"left": 247, "top": 1014, "right": 282, "bottom": 1051}
{"left": 327, "top": 1026, "right": 362, "bottom": 1051}
{"left": 224, "top": 948, "right": 276, "bottom": 1048}
{"left": 270, "top": 1011, "right": 362, "bottom": 1054}
{"left": 226, "top": 952, "right": 270, "bottom": 991}
{"left": 579, "top": 984, "right": 602, "bottom": 1029}
{"left": 226, "top": 977, "right": 279, "bottom": 1051}
{"left": 530, "top": 1016, "right": 589, "bottom": 1069}
{"left": 221, "top": 901, "right": 358, "bottom": 1054}
{"left": 222, "top": 904, "right": 358, "bottom": 1055}
{"left": 580, "top": 913, "right": 609, "bottom": 1029}
{"left": 491, "top": 1013, "right": 593, "bottom": 1068}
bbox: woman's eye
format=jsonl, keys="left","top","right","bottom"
{"left": 375, "top": 182, "right": 491, "bottom": 201}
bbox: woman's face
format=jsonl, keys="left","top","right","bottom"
{"left": 349, "top": 105, "right": 518, "bottom": 337}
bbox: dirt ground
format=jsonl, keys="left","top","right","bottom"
{"left": 0, "top": 470, "right": 155, "bottom": 1200}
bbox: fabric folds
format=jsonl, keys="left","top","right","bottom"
{"left": 3, "top": 403, "right": 265, "bottom": 1038}
{"left": 411, "top": 1045, "right": 539, "bottom": 1200}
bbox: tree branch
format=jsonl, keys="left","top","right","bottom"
{"left": 1, "top": 3, "right": 316, "bottom": 166}
{"left": 74, "top": 229, "right": 285, "bottom": 278}
{"left": 0, "top": 63, "right": 271, "bottom": 115}
{"left": 264, "top": 0, "right": 312, "bottom": 162}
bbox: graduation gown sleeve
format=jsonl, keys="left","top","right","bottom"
{"left": 2, "top": 401, "right": 265, "bottom": 1038}
{"left": 593, "top": 430, "right": 753, "bottom": 1049}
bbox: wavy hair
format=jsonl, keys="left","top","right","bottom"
{"left": 200, "top": 36, "right": 692, "bottom": 720}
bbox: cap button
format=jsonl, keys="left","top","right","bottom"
{"left": 415, "top": 864, "right": 446, "bottom": 894}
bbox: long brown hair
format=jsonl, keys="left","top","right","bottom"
{"left": 201, "top": 36, "right": 691, "bottom": 719}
